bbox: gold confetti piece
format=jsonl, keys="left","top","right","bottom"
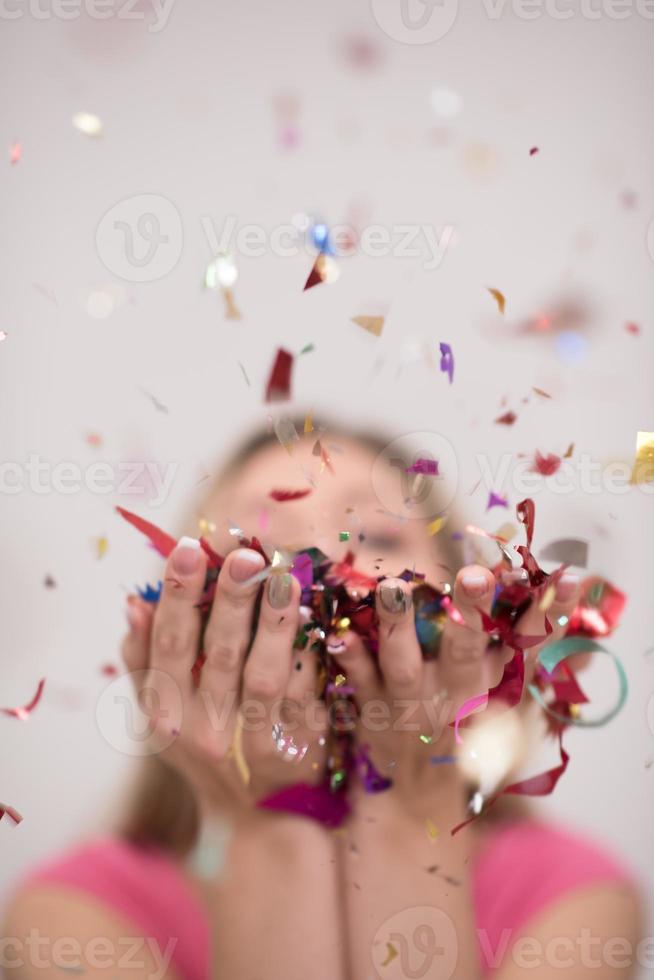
{"left": 198, "top": 517, "right": 216, "bottom": 535}
{"left": 334, "top": 674, "right": 347, "bottom": 687}
{"left": 222, "top": 287, "right": 241, "bottom": 320}
{"left": 532, "top": 387, "right": 552, "bottom": 399}
{"left": 564, "top": 442, "right": 574, "bottom": 459}
{"left": 304, "top": 410, "right": 314, "bottom": 434}
{"left": 426, "top": 818, "right": 439, "bottom": 841}
{"left": 419, "top": 734, "right": 433, "bottom": 744}
{"left": 336, "top": 616, "right": 351, "bottom": 634}
{"left": 427, "top": 515, "right": 447, "bottom": 536}
{"left": 94, "top": 536, "right": 108, "bottom": 559}
{"left": 487, "top": 287, "right": 506, "bottom": 314}
{"left": 630, "top": 431, "right": 654, "bottom": 485}
{"left": 72, "top": 111, "right": 103, "bottom": 137}
{"left": 351, "top": 315, "right": 385, "bottom": 337}
{"left": 381, "top": 942, "right": 398, "bottom": 967}
{"left": 538, "top": 582, "right": 557, "bottom": 612}
{"left": 229, "top": 712, "right": 251, "bottom": 786}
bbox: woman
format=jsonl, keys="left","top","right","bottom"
{"left": 4, "top": 420, "right": 641, "bottom": 979}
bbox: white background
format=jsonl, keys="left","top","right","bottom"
{"left": 0, "top": 0, "right": 653, "bottom": 968}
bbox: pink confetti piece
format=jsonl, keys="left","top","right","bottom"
{"left": 1, "top": 679, "right": 46, "bottom": 720}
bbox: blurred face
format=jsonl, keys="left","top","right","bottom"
{"left": 200, "top": 434, "right": 453, "bottom": 586}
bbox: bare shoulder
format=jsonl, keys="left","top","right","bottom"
{"left": 3, "top": 883, "right": 179, "bottom": 979}
{"left": 496, "top": 881, "right": 645, "bottom": 980}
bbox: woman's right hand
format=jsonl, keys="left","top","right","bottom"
{"left": 121, "top": 537, "right": 328, "bottom": 817}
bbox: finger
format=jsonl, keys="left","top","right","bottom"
{"left": 439, "top": 565, "right": 496, "bottom": 693}
{"left": 200, "top": 548, "right": 266, "bottom": 699}
{"left": 325, "top": 630, "right": 381, "bottom": 706}
{"left": 285, "top": 643, "right": 319, "bottom": 706}
{"left": 151, "top": 537, "right": 207, "bottom": 696}
{"left": 520, "top": 571, "right": 581, "bottom": 678}
{"left": 243, "top": 570, "right": 301, "bottom": 754}
{"left": 122, "top": 597, "right": 154, "bottom": 678}
{"left": 376, "top": 577, "right": 423, "bottom": 700}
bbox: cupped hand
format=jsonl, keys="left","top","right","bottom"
{"left": 121, "top": 538, "right": 328, "bottom": 816}
{"left": 329, "top": 562, "right": 581, "bottom": 813}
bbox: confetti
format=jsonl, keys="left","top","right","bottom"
{"left": 274, "top": 416, "right": 300, "bottom": 454}
{"left": 532, "top": 387, "right": 552, "bottom": 399}
{"left": 427, "top": 515, "right": 447, "bottom": 536}
{"left": 486, "top": 491, "right": 508, "bottom": 511}
{"left": 1, "top": 679, "right": 46, "bottom": 720}
{"left": 426, "top": 818, "right": 439, "bottom": 841}
{"left": 205, "top": 253, "right": 241, "bottom": 319}
{"left": 72, "top": 111, "right": 103, "bottom": 137}
{"left": 540, "top": 539, "right": 588, "bottom": 567}
{"left": 9, "top": 142, "right": 21, "bottom": 165}
{"left": 299, "top": 343, "right": 316, "bottom": 355}
{"left": 495, "top": 411, "right": 517, "bottom": 426}
{"left": 0, "top": 804, "right": 23, "bottom": 826}
{"left": 100, "top": 664, "right": 119, "bottom": 677}
{"left": 304, "top": 410, "right": 314, "bottom": 434}
{"left": 43, "top": 574, "right": 56, "bottom": 588}
{"left": 265, "top": 348, "right": 294, "bottom": 402}
{"left": 630, "top": 431, "right": 654, "bottom": 485}
{"left": 138, "top": 387, "right": 169, "bottom": 414}
{"left": 303, "top": 254, "right": 339, "bottom": 290}
{"left": 406, "top": 458, "right": 439, "bottom": 475}
{"left": 94, "top": 536, "right": 109, "bottom": 559}
{"left": 339, "top": 531, "right": 350, "bottom": 542}
{"left": 237, "top": 361, "right": 251, "bottom": 386}
{"left": 529, "top": 146, "right": 539, "bottom": 156}
{"left": 531, "top": 451, "right": 562, "bottom": 476}
{"left": 487, "top": 287, "right": 506, "bottom": 314}
{"left": 269, "top": 488, "right": 313, "bottom": 502}
{"left": 381, "top": 942, "right": 398, "bottom": 967}
{"left": 625, "top": 322, "right": 640, "bottom": 336}
{"left": 564, "top": 443, "right": 574, "bottom": 458}
{"left": 0, "top": 330, "right": 7, "bottom": 343}
{"left": 439, "top": 342, "right": 454, "bottom": 384}
{"left": 351, "top": 315, "right": 384, "bottom": 337}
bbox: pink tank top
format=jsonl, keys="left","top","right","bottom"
{"left": 21, "top": 820, "right": 632, "bottom": 978}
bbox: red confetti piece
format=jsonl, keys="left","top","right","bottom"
{"left": 1, "top": 678, "right": 46, "bottom": 720}
{"left": 625, "top": 322, "right": 640, "bottom": 335}
{"left": 116, "top": 506, "right": 178, "bottom": 558}
{"left": 495, "top": 410, "right": 517, "bottom": 426}
{"left": 269, "top": 487, "right": 313, "bottom": 502}
{"left": 43, "top": 574, "right": 56, "bottom": 588}
{"left": 9, "top": 142, "right": 21, "bottom": 165}
{"left": 265, "top": 348, "right": 294, "bottom": 402}
{"left": 529, "top": 146, "right": 539, "bottom": 156}
{"left": 405, "top": 459, "right": 439, "bottom": 475}
{"left": 100, "top": 664, "right": 119, "bottom": 677}
{"left": 532, "top": 387, "right": 552, "bottom": 399}
{"left": 531, "top": 450, "right": 562, "bottom": 476}
{"left": 0, "top": 803, "right": 23, "bottom": 825}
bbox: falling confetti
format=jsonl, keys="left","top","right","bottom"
{"left": 1, "top": 679, "right": 46, "bottom": 720}
{"left": 529, "top": 146, "right": 539, "bottom": 156}
{"left": 564, "top": 443, "right": 574, "bottom": 458}
{"left": 406, "top": 459, "right": 439, "bottom": 475}
{"left": 138, "top": 387, "right": 169, "bottom": 414}
{"left": 304, "top": 410, "right": 314, "bottom": 434}
{"left": 426, "top": 818, "right": 439, "bottom": 841}
{"left": 439, "top": 342, "right": 454, "bottom": 384}
{"left": 532, "top": 387, "right": 552, "bottom": 399}
{"left": 495, "top": 410, "right": 517, "bottom": 426}
{"left": 43, "top": 574, "right": 56, "bottom": 588}
{"left": 487, "top": 287, "right": 506, "bottom": 314}
{"left": 85, "top": 432, "right": 103, "bottom": 448}
{"left": 0, "top": 804, "right": 23, "bottom": 826}
{"left": 540, "top": 539, "right": 589, "bottom": 568}
{"left": 630, "top": 431, "right": 654, "bottom": 485}
{"left": 339, "top": 531, "right": 350, "bottom": 542}
{"left": 351, "top": 315, "right": 384, "bottom": 337}
{"left": 269, "top": 488, "right": 312, "bottom": 502}
{"left": 625, "top": 322, "right": 640, "bottom": 336}
{"left": 237, "top": 361, "right": 251, "bottom": 386}
{"left": 9, "top": 142, "right": 21, "bottom": 165}
{"left": 531, "top": 451, "right": 562, "bottom": 476}
{"left": 94, "top": 536, "right": 109, "bottom": 559}
{"left": 303, "top": 254, "right": 339, "bottom": 290}
{"left": 72, "top": 112, "right": 103, "bottom": 137}
{"left": 299, "top": 343, "right": 316, "bottom": 355}
{"left": 265, "top": 348, "right": 294, "bottom": 402}
{"left": 487, "top": 491, "right": 508, "bottom": 511}
{"left": 0, "top": 330, "right": 8, "bottom": 343}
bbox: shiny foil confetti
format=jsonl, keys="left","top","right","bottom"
{"left": 269, "top": 488, "right": 312, "bottom": 502}
{"left": 351, "top": 315, "right": 384, "bottom": 337}
{"left": 495, "top": 410, "right": 517, "bottom": 426}
{"left": 439, "top": 342, "right": 454, "bottom": 384}
{"left": 540, "top": 538, "right": 589, "bottom": 568}
{"left": 1, "top": 679, "right": 46, "bottom": 720}
{"left": 94, "top": 536, "right": 109, "bottom": 559}
{"left": 487, "top": 287, "right": 506, "bottom": 314}
{"left": 427, "top": 515, "right": 447, "bottom": 536}
{"left": 0, "top": 803, "right": 23, "bottom": 826}
{"left": 303, "top": 254, "right": 339, "bottom": 290}
{"left": 486, "top": 491, "right": 508, "bottom": 511}
{"left": 531, "top": 451, "right": 562, "bottom": 476}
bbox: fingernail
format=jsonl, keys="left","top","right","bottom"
{"left": 230, "top": 548, "right": 265, "bottom": 583}
{"left": 172, "top": 536, "right": 202, "bottom": 576}
{"left": 379, "top": 579, "right": 412, "bottom": 615}
{"left": 555, "top": 572, "right": 579, "bottom": 601}
{"left": 462, "top": 573, "right": 489, "bottom": 597}
{"left": 268, "top": 570, "right": 292, "bottom": 609}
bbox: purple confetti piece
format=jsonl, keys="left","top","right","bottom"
{"left": 439, "top": 342, "right": 454, "bottom": 384}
